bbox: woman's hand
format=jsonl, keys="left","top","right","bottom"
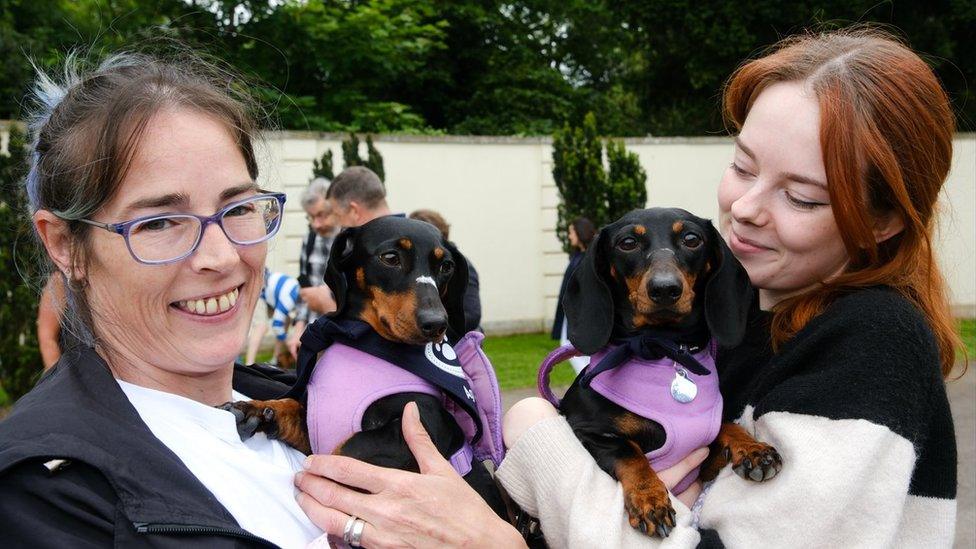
{"left": 296, "top": 402, "right": 525, "bottom": 548}
{"left": 503, "top": 397, "right": 707, "bottom": 508}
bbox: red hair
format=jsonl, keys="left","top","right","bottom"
{"left": 723, "top": 27, "right": 963, "bottom": 378}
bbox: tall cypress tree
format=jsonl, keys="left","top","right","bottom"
{"left": 552, "top": 113, "right": 647, "bottom": 250}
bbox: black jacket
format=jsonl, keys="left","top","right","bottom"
{"left": 0, "top": 347, "right": 295, "bottom": 548}
{"left": 550, "top": 252, "right": 583, "bottom": 340}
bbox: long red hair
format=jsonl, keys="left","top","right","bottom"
{"left": 723, "top": 27, "right": 963, "bottom": 378}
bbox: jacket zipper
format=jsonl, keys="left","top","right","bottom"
{"left": 133, "top": 522, "right": 275, "bottom": 546}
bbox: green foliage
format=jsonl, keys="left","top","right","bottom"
{"left": 340, "top": 133, "right": 386, "bottom": 182}
{"left": 0, "top": 125, "right": 43, "bottom": 401}
{"left": 605, "top": 139, "right": 647, "bottom": 222}
{"left": 1, "top": 1, "right": 973, "bottom": 134}
{"left": 312, "top": 150, "right": 334, "bottom": 180}
{"left": 552, "top": 113, "right": 647, "bottom": 249}
{"left": 365, "top": 136, "right": 386, "bottom": 183}
{"left": 341, "top": 133, "right": 362, "bottom": 169}
{"left": 553, "top": 113, "right": 606, "bottom": 250}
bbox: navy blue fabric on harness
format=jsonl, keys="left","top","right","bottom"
{"left": 579, "top": 327, "right": 712, "bottom": 387}
{"left": 290, "top": 316, "right": 483, "bottom": 443}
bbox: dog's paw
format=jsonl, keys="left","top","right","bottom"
{"left": 727, "top": 442, "right": 782, "bottom": 482}
{"left": 218, "top": 401, "right": 277, "bottom": 441}
{"left": 624, "top": 483, "right": 677, "bottom": 538}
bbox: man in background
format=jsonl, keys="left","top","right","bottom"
{"left": 287, "top": 177, "right": 338, "bottom": 358}
{"left": 326, "top": 166, "right": 392, "bottom": 227}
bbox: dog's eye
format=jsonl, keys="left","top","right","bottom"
{"left": 682, "top": 233, "right": 703, "bottom": 249}
{"left": 439, "top": 260, "right": 455, "bottom": 276}
{"left": 379, "top": 252, "right": 401, "bottom": 267}
{"left": 617, "top": 237, "right": 639, "bottom": 251}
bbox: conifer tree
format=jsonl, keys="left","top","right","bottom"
{"left": 606, "top": 139, "right": 647, "bottom": 222}
{"left": 312, "top": 149, "right": 334, "bottom": 180}
{"left": 365, "top": 135, "right": 385, "bottom": 182}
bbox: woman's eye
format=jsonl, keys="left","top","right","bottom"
{"left": 379, "top": 252, "right": 401, "bottom": 267}
{"left": 730, "top": 162, "right": 753, "bottom": 177}
{"left": 136, "top": 218, "right": 177, "bottom": 232}
{"left": 682, "top": 233, "right": 703, "bottom": 248}
{"left": 225, "top": 203, "right": 256, "bottom": 217}
{"left": 617, "top": 237, "right": 638, "bottom": 251}
{"left": 440, "top": 260, "right": 455, "bottom": 275}
{"left": 785, "top": 191, "right": 826, "bottom": 210}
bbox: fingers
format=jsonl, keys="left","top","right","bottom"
{"left": 658, "top": 447, "right": 710, "bottom": 490}
{"left": 296, "top": 499, "right": 383, "bottom": 549}
{"left": 401, "top": 401, "right": 455, "bottom": 476}
{"left": 301, "top": 454, "right": 396, "bottom": 495}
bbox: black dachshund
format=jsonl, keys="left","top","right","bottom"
{"left": 224, "top": 216, "right": 505, "bottom": 516}
{"left": 551, "top": 208, "right": 782, "bottom": 537}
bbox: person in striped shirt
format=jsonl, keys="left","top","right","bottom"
{"left": 245, "top": 268, "right": 300, "bottom": 367}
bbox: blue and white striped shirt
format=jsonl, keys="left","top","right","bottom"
{"left": 261, "top": 270, "right": 300, "bottom": 340}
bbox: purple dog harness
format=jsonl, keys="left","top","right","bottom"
{"left": 298, "top": 322, "right": 505, "bottom": 476}
{"left": 538, "top": 340, "right": 722, "bottom": 493}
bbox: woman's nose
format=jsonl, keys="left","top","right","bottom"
{"left": 189, "top": 222, "right": 239, "bottom": 272}
{"left": 730, "top": 182, "right": 768, "bottom": 226}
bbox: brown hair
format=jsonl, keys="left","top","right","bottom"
{"left": 571, "top": 217, "right": 596, "bottom": 251}
{"left": 723, "top": 27, "right": 963, "bottom": 377}
{"left": 27, "top": 51, "right": 260, "bottom": 341}
{"left": 409, "top": 209, "right": 450, "bottom": 240}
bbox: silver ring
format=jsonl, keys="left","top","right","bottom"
{"left": 342, "top": 516, "right": 367, "bottom": 547}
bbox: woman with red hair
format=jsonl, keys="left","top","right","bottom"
{"left": 294, "top": 28, "right": 962, "bottom": 548}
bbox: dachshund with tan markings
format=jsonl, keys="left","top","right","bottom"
{"left": 538, "top": 208, "right": 782, "bottom": 537}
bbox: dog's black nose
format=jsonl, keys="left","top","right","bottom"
{"left": 418, "top": 311, "right": 448, "bottom": 339}
{"left": 649, "top": 273, "right": 683, "bottom": 306}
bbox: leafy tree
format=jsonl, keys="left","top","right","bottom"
{"left": 552, "top": 114, "right": 648, "bottom": 250}
{"left": 340, "top": 133, "right": 385, "bottom": 182}
{"left": 552, "top": 112, "right": 606, "bottom": 251}
{"left": 605, "top": 139, "right": 647, "bottom": 222}
{"left": 365, "top": 135, "right": 385, "bottom": 183}
{"left": 0, "top": 126, "right": 42, "bottom": 401}
{"left": 341, "top": 133, "right": 362, "bottom": 169}
{"left": 312, "top": 149, "right": 334, "bottom": 180}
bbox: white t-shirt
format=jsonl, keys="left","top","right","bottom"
{"left": 117, "top": 380, "right": 322, "bottom": 549}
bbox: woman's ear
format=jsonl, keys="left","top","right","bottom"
{"left": 33, "top": 210, "right": 81, "bottom": 279}
{"left": 873, "top": 212, "right": 905, "bottom": 244}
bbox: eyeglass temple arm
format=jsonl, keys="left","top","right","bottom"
{"left": 74, "top": 218, "right": 124, "bottom": 235}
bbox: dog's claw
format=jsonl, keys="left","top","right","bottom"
{"left": 729, "top": 444, "right": 782, "bottom": 483}
{"left": 219, "top": 401, "right": 271, "bottom": 441}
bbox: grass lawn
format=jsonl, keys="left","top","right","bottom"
{"left": 961, "top": 319, "right": 975, "bottom": 359}
{"left": 481, "top": 332, "right": 576, "bottom": 390}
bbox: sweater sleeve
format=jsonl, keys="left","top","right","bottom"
{"left": 0, "top": 459, "right": 116, "bottom": 547}
{"left": 496, "top": 416, "right": 702, "bottom": 548}
{"left": 698, "top": 289, "right": 956, "bottom": 547}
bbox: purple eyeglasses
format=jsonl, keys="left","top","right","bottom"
{"left": 70, "top": 193, "right": 287, "bottom": 265}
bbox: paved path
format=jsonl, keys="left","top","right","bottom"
{"left": 501, "top": 366, "right": 975, "bottom": 548}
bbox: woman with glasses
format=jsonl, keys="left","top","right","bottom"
{"left": 0, "top": 53, "right": 322, "bottom": 547}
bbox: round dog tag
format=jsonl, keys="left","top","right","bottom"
{"left": 670, "top": 368, "right": 698, "bottom": 403}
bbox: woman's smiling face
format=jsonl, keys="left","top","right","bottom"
{"left": 83, "top": 108, "right": 265, "bottom": 399}
{"left": 717, "top": 81, "right": 849, "bottom": 309}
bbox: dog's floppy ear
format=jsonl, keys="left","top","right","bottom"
{"left": 702, "top": 220, "right": 752, "bottom": 347}
{"left": 563, "top": 225, "right": 615, "bottom": 354}
{"left": 324, "top": 227, "right": 357, "bottom": 317}
{"left": 441, "top": 240, "right": 469, "bottom": 338}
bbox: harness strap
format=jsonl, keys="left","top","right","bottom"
{"left": 536, "top": 344, "right": 582, "bottom": 407}
{"left": 449, "top": 443, "right": 474, "bottom": 476}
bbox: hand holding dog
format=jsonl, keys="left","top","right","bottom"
{"left": 504, "top": 397, "right": 706, "bottom": 507}
{"left": 296, "top": 402, "right": 525, "bottom": 548}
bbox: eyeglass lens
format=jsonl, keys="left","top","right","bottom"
{"left": 127, "top": 196, "right": 281, "bottom": 263}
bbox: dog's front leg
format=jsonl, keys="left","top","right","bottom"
{"left": 572, "top": 429, "right": 676, "bottom": 537}
{"left": 699, "top": 422, "right": 782, "bottom": 482}
{"left": 221, "top": 398, "right": 311, "bottom": 455}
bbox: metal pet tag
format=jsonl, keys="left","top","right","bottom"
{"left": 670, "top": 368, "right": 698, "bottom": 403}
